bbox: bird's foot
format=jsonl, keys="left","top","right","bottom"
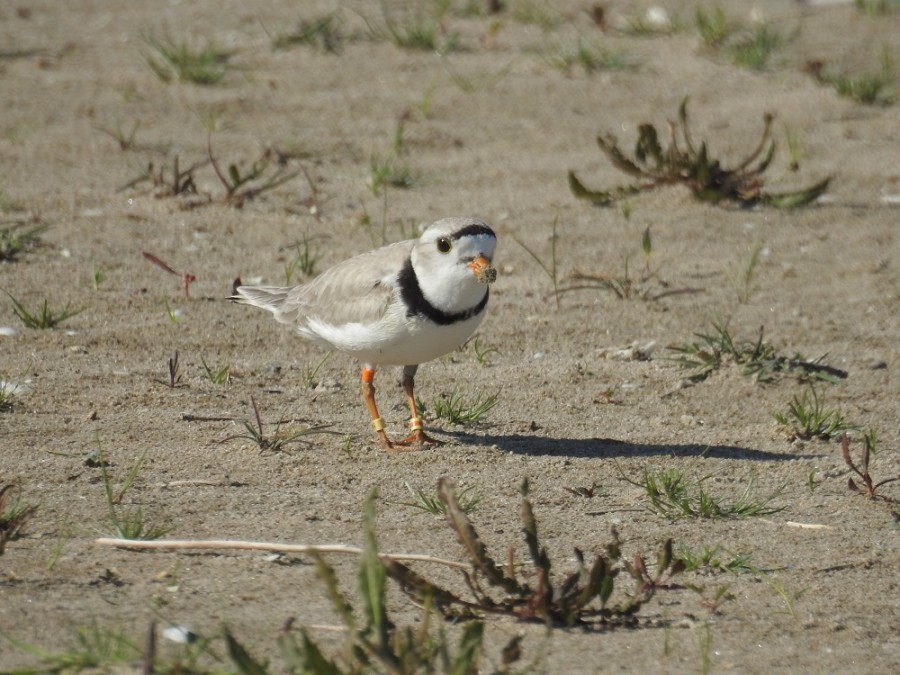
{"left": 394, "top": 428, "right": 443, "bottom": 448}
{"left": 372, "top": 417, "right": 442, "bottom": 451}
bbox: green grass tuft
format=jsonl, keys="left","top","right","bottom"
{"left": 143, "top": 33, "right": 233, "bottom": 85}
{"left": 7, "top": 293, "right": 83, "bottom": 329}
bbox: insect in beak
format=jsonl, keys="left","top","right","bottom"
{"left": 468, "top": 255, "right": 497, "bottom": 284}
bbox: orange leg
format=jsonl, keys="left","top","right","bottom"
{"left": 361, "top": 366, "right": 393, "bottom": 450}
{"left": 396, "top": 365, "right": 442, "bottom": 447}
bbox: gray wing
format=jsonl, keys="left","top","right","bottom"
{"left": 264, "top": 239, "right": 414, "bottom": 327}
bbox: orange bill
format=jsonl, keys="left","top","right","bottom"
{"left": 468, "top": 255, "right": 497, "bottom": 284}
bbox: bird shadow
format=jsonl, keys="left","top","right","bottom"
{"left": 441, "top": 430, "right": 819, "bottom": 461}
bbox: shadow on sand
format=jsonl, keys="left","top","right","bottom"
{"left": 443, "top": 430, "right": 818, "bottom": 461}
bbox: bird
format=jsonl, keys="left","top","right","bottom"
{"left": 231, "top": 216, "right": 498, "bottom": 450}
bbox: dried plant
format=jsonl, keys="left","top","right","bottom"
{"left": 385, "top": 478, "right": 685, "bottom": 626}
{"left": 208, "top": 138, "right": 301, "bottom": 208}
{"left": 569, "top": 98, "right": 830, "bottom": 208}
{"left": 120, "top": 155, "right": 206, "bottom": 198}
{"left": 282, "top": 487, "right": 517, "bottom": 673}
{"left": 842, "top": 431, "right": 899, "bottom": 500}
{"left": 155, "top": 351, "right": 183, "bottom": 389}
{"left": 142, "top": 251, "right": 197, "bottom": 298}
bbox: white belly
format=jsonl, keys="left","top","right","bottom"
{"left": 301, "top": 300, "right": 486, "bottom": 367}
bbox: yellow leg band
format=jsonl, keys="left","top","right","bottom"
{"left": 409, "top": 417, "right": 423, "bottom": 431}
{"left": 372, "top": 417, "right": 385, "bottom": 432}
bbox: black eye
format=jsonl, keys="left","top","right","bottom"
{"left": 436, "top": 237, "right": 452, "bottom": 253}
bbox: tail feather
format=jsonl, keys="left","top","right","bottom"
{"left": 231, "top": 285, "right": 291, "bottom": 314}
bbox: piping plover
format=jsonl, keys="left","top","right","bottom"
{"left": 232, "top": 217, "right": 497, "bottom": 450}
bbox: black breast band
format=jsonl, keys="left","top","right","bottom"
{"left": 397, "top": 258, "right": 489, "bottom": 326}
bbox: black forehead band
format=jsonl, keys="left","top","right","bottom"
{"left": 450, "top": 223, "right": 495, "bottom": 241}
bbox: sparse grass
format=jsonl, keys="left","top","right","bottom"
{"left": 5, "top": 621, "right": 228, "bottom": 673}
{"left": 282, "top": 235, "right": 322, "bottom": 283}
{"left": 728, "top": 23, "right": 784, "bottom": 71}
{"left": 0, "top": 188, "right": 27, "bottom": 213}
{"left": 621, "top": 467, "right": 786, "bottom": 520}
{"left": 90, "top": 264, "right": 106, "bottom": 291}
{"left": 46, "top": 527, "right": 70, "bottom": 571}
{"left": 200, "top": 355, "right": 230, "bottom": 385}
{"left": 143, "top": 32, "right": 233, "bottom": 85}
{"left": 95, "top": 119, "right": 139, "bottom": 150}
{"left": 163, "top": 298, "right": 182, "bottom": 325}
{"left": 729, "top": 242, "right": 764, "bottom": 303}
{"left": 562, "top": 226, "right": 686, "bottom": 301}
{"left": 698, "top": 618, "right": 714, "bottom": 674}
{"left": 621, "top": 7, "right": 680, "bottom": 36}
{"left": 695, "top": 6, "right": 733, "bottom": 49}
{"left": 774, "top": 386, "right": 853, "bottom": 441}
{"left": 13, "top": 484, "right": 725, "bottom": 670}
{"left": 301, "top": 352, "right": 330, "bottom": 389}
{"left": 513, "top": 215, "right": 561, "bottom": 308}
{"left": 98, "top": 443, "right": 169, "bottom": 541}
{"left": 0, "top": 379, "right": 17, "bottom": 410}
{"left": 842, "top": 430, "right": 899, "bottom": 500}
{"left": 811, "top": 49, "right": 895, "bottom": 105}
{"left": 0, "top": 222, "right": 47, "bottom": 261}
{"left": 393, "top": 481, "right": 480, "bottom": 515}
{"left": 0, "top": 484, "right": 38, "bottom": 555}
{"left": 271, "top": 12, "right": 343, "bottom": 53}
{"left": 694, "top": 7, "right": 788, "bottom": 71}
{"left": 368, "top": 0, "right": 460, "bottom": 53}
{"left": 219, "top": 396, "right": 336, "bottom": 452}
{"left": 510, "top": 0, "right": 563, "bottom": 28}
{"left": 7, "top": 293, "right": 83, "bottom": 330}
{"left": 855, "top": 0, "right": 897, "bottom": 15}
{"left": 470, "top": 336, "right": 499, "bottom": 366}
{"left": 93, "top": 119, "right": 172, "bottom": 153}
{"left": 665, "top": 319, "right": 848, "bottom": 384}
{"left": 369, "top": 153, "right": 419, "bottom": 195}
{"left": 761, "top": 575, "right": 804, "bottom": 619}
{"left": 356, "top": 198, "right": 422, "bottom": 247}
{"left": 676, "top": 544, "right": 759, "bottom": 575}
{"left": 431, "top": 388, "right": 500, "bottom": 425}
{"left": 807, "top": 468, "right": 821, "bottom": 493}
{"left": 5, "top": 622, "right": 140, "bottom": 672}
{"left": 544, "top": 38, "right": 632, "bottom": 74}
{"left": 570, "top": 98, "right": 829, "bottom": 208}
{"left": 445, "top": 61, "right": 512, "bottom": 93}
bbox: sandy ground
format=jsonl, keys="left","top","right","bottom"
{"left": 1, "top": 0, "right": 899, "bottom": 672}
